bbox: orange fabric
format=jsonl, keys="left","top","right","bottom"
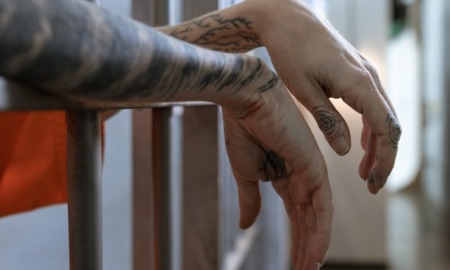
{"left": 0, "top": 111, "right": 68, "bottom": 217}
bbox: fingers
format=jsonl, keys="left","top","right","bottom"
{"left": 361, "top": 117, "right": 370, "bottom": 151}
{"left": 303, "top": 181, "right": 333, "bottom": 268}
{"left": 368, "top": 118, "right": 400, "bottom": 193}
{"left": 225, "top": 81, "right": 334, "bottom": 266}
{"left": 285, "top": 203, "right": 300, "bottom": 264}
{"left": 360, "top": 54, "right": 398, "bottom": 118}
{"left": 355, "top": 58, "right": 401, "bottom": 193}
{"left": 295, "top": 82, "right": 352, "bottom": 156}
{"left": 236, "top": 177, "right": 262, "bottom": 229}
{"left": 272, "top": 157, "right": 332, "bottom": 269}
{"left": 285, "top": 181, "right": 332, "bottom": 270}
{"left": 336, "top": 65, "right": 401, "bottom": 193}
{"left": 359, "top": 129, "right": 376, "bottom": 180}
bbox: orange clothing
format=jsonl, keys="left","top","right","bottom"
{"left": 0, "top": 111, "right": 68, "bottom": 217}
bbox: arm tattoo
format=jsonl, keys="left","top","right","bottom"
{"left": 167, "top": 13, "right": 261, "bottom": 53}
{"left": 386, "top": 114, "right": 401, "bottom": 150}
{"left": 0, "top": 0, "right": 276, "bottom": 104}
{"left": 258, "top": 72, "right": 279, "bottom": 93}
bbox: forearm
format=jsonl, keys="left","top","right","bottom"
{"left": 158, "top": 1, "right": 263, "bottom": 53}
{"left": 0, "top": 0, "right": 274, "bottom": 107}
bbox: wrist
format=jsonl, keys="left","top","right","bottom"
{"left": 210, "top": 54, "right": 279, "bottom": 118}
{"left": 243, "top": 0, "right": 317, "bottom": 46}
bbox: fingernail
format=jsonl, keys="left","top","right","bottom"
{"left": 332, "top": 137, "right": 350, "bottom": 155}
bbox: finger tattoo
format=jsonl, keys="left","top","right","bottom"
{"left": 312, "top": 106, "right": 341, "bottom": 138}
{"left": 386, "top": 114, "right": 401, "bottom": 150}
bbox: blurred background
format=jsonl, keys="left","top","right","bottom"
{"left": 0, "top": 0, "right": 449, "bottom": 269}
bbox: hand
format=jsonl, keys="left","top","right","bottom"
{"left": 250, "top": 0, "right": 401, "bottom": 194}
{"left": 222, "top": 67, "right": 333, "bottom": 269}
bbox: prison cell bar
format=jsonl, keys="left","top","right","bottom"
{"left": 0, "top": 0, "right": 207, "bottom": 268}
{"left": 67, "top": 111, "right": 102, "bottom": 270}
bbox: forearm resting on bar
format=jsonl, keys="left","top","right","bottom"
{"left": 0, "top": 0, "right": 276, "bottom": 110}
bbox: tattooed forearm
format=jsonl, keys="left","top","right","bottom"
{"left": 258, "top": 72, "right": 279, "bottom": 93}
{"left": 0, "top": 0, "right": 276, "bottom": 105}
{"left": 160, "top": 13, "right": 262, "bottom": 53}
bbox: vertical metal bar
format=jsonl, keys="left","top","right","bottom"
{"left": 169, "top": 106, "right": 184, "bottom": 270}
{"left": 182, "top": 106, "right": 219, "bottom": 270}
{"left": 179, "top": 1, "right": 220, "bottom": 269}
{"left": 132, "top": 107, "right": 174, "bottom": 270}
{"left": 152, "top": 107, "right": 173, "bottom": 270}
{"left": 132, "top": 109, "right": 156, "bottom": 270}
{"left": 67, "top": 111, "right": 102, "bottom": 270}
{"left": 131, "top": 0, "right": 170, "bottom": 268}
{"left": 131, "top": 1, "right": 157, "bottom": 267}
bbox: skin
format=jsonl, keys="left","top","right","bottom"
{"left": 160, "top": 1, "right": 401, "bottom": 268}
{"left": 0, "top": 0, "right": 401, "bottom": 269}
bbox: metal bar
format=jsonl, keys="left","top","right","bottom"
{"left": 179, "top": 1, "right": 220, "bottom": 269}
{"left": 0, "top": 78, "right": 210, "bottom": 111}
{"left": 131, "top": 0, "right": 171, "bottom": 268}
{"left": 152, "top": 107, "right": 173, "bottom": 270}
{"left": 66, "top": 111, "right": 102, "bottom": 270}
{"left": 182, "top": 106, "right": 219, "bottom": 270}
{"left": 132, "top": 109, "right": 156, "bottom": 270}
{"left": 132, "top": 107, "right": 175, "bottom": 270}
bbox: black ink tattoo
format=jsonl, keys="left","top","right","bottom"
{"left": 258, "top": 146, "right": 290, "bottom": 181}
{"left": 386, "top": 114, "right": 401, "bottom": 150}
{"left": 312, "top": 106, "right": 341, "bottom": 138}
{"left": 258, "top": 72, "right": 279, "bottom": 93}
{"left": 169, "top": 14, "right": 261, "bottom": 53}
{"left": 0, "top": 0, "right": 272, "bottom": 104}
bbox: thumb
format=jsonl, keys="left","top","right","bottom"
{"left": 236, "top": 180, "right": 261, "bottom": 229}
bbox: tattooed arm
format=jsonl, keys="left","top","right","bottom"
{"left": 159, "top": 2, "right": 402, "bottom": 267}
{"left": 161, "top": 0, "right": 401, "bottom": 196}
{"left": 0, "top": 0, "right": 333, "bottom": 268}
{"left": 157, "top": 3, "right": 261, "bottom": 53}
{"left": 0, "top": 0, "right": 271, "bottom": 107}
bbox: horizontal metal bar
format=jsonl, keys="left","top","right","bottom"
{"left": 0, "top": 78, "right": 212, "bottom": 111}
